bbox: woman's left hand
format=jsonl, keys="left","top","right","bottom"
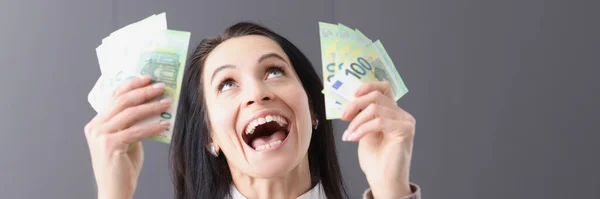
{"left": 340, "top": 81, "right": 416, "bottom": 199}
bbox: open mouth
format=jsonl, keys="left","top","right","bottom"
{"left": 242, "top": 114, "right": 290, "bottom": 151}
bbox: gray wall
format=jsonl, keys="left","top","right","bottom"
{"left": 1, "top": 0, "right": 598, "bottom": 198}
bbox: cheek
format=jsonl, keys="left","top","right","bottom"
{"left": 207, "top": 99, "right": 238, "bottom": 139}
{"left": 281, "top": 84, "right": 312, "bottom": 128}
{"left": 289, "top": 93, "right": 310, "bottom": 113}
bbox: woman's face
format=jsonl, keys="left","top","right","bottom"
{"left": 202, "top": 35, "right": 313, "bottom": 178}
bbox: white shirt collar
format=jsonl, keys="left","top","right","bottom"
{"left": 229, "top": 182, "right": 326, "bottom": 199}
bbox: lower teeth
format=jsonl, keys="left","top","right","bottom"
{"left": 255, "top": 140, "right": 282, "bottom": 151}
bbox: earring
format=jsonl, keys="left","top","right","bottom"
{"left": 313, "top": 119, "right": 319, "bottom": 130}
{"left": 210, "top": 145, "right": 219, "bottom": 157}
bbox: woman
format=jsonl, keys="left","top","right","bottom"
{"left": 85, "top": 22, "right": 420, "bottom": 199}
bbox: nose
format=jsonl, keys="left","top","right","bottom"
{"left": 243, "top": 83, "right": 274, "bottom": 107}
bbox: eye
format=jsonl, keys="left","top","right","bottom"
{"left": 217, "top": 79, "right": 237, "bottom": 93}
{"left": 266, "top": 66, "right": 285, "bottom": 79}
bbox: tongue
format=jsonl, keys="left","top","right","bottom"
{"left": 251, "top": 130, "right": 286, "bottom": 149}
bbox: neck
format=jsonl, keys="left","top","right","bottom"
{"left": 230, "top": 155, "right": 312, "bottom": 199}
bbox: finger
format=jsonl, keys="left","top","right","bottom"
{"left": 355, "top": 81, "right": 394, "bottom": 99}
{"left": 112, "top": 75, "right": 152, "bottom": 98}
{"left": 347, "top": 118, "right": 415, "bottom": 142}
{"left": 344, "top": 117, "right": 387, "bottom": 142}
{"left": 347, "top": 117, "right": 414, "bottom": 142}
{"left": 85, "top": 113, "right": 102, "bottom": 138}
{"left": 92, "top": 79, "right": 162, "bottom": 125}
{"left": 341, "top": 90, "right": 397, "bottom": 121}
{"left": 84, "top": 115, "right": 113, "bottom": 141}
{"left": 343, "top": 104, "right": 398, "bottom": 140}
{"left": 113, "top": 121, "right": 170, "bottom": 147}
{"left": 103, "top": 98, "right": 171, "bottom": 134}
{"left": 101, "top": 82, "right": 166, "bottom": 123}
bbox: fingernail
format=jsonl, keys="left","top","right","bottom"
{"left": 355, "top": 87, "right": 364, "bottom": 96}
{"left": 153, "top": 82, "right": 165, "bottom": 89}
{"left": 160, "top": 120, "right": 170, "bottom": 126}
{"left": 348, "top": 133, "right": 357, "bottom": 141}
{"left": 141, "top": 75, "right": 152, "bottom": 81}
{"left": 341, "top": 109, "right": 348, "bottom": 119}
{"left": 342, "top": 130, "right": 350, "bottom": 141}
{"left": 160, "top": 98, "right": 171, "bottom": 104}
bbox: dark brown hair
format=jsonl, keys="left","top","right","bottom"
{"left": 170, "top": 22, "right": 347, "bottom": 199}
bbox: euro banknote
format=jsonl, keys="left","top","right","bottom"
{"left": 319, "top": 22, "right": 344, "bottom": 119}
{"left": 319, "top": 22, "right": 408, "bottom": 119}
{"left": 88, "top": 13, "right": 190, "bottom": 143}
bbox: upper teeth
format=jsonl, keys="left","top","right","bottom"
{"left": 245, "top": 115, "right": 288, "bottom": 134}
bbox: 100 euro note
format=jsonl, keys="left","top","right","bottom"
{"left": 334, "top": 24, "right": 356, "bottom": 77}
{"left": 88, "top": 30, "right": 191, "bottom": 143}
{"left": 321, "top": 27, "right": 377, "bottom": 119}
{"left": 319, "top": 22, "right": 345, "bottom": 119}
{"left": 370, "top": 40, "right": 408, "bottom": 100}
{"left": 323, "top": 40, "right": 408, "bottom": 105}
{"left": 89, "top": 13, "right": 168, "bottom": 111}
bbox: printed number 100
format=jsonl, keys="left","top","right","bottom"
{"left": 345, "top": 57, "right": 372, "bottom": 79}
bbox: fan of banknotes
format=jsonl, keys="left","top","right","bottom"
{"left": 86, "top": 17, "right": 407, "bottom": 143}
{"left": 319, "top": 22, "right": 408, "bottom": 120}
{"left": 87, "top": 13, "right": 191, "bottom": 143}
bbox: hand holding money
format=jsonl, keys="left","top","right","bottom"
{"left": 319, "top": 22, "right": 416, "bottom": 198}
{"left": 85, "top": 76, "right": 170, "bottom": 199}
{"left": 84, "top": 13, "right": 190, "bottom": 198}
{"left": 318, "top": 22, "right": 408, "bottom": 119}
{"left": 88, "top": 13, "right": 190, "bottom": 143}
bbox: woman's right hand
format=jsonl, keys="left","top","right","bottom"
{"left": 84, "top": 76, "right": 171, "bottom": 199}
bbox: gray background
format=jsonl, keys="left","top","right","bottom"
{"left": 1, "top": 0, "right": 598, "bottom": 198}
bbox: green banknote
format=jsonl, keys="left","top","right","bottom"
{"left": 322, "top": 31, "right": 408, "bottom": 109}
{"left": 370, "top": 40, "right": 408, "bottom": 100}
{"left": 88, "top": 13, "right": 190, "bottom": 144}
{"left": 338, "top": 29, "right": 376, "bottom": 83}
{"left": 323, "top": 40, "right": 408, "bottom": 108}
{"left": 112, "top": 30, "right": 190, "bottom": 143}
{"left": 321, "top": 27, "right": 380, "bottom": 119}
{"left": 354, "top": 29, "right": 372, "bottom": 48}
{"left": 91, "top": 13, "right": 168, "bottom": 112}
{"left": 335, "top": 24, "right": 356, "bottom": 76}
{"left": 319, "top": 22, "right": 344, "bottom": 119}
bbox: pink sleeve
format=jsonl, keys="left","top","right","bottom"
{"left": 362, "top": 183, "right": 421, "bottom": 199}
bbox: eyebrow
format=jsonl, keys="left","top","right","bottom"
{"left": 210, "top": 53, "right": 288, "bottom": 84}
{"left": 258, "top": 53, "right": 288, "bottom": 65}
{"left": 210, "top": 65, "right": 236, "bottom": 84}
